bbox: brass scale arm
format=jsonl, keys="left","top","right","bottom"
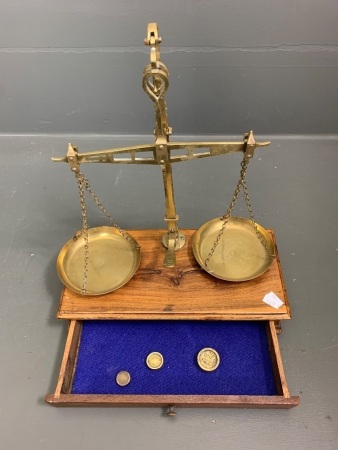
{"left": 52, "top": 23, "right": 270, "bottom": 268}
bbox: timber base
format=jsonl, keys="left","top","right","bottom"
{"left": 57, "top": 229, "right": 291, "bottom": 321}
{"left": 47, "top": 228, "right": 299, "bottom": 410}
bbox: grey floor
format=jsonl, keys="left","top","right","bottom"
{"left": 1, "top": 134, "right": 337, "bottom": 449}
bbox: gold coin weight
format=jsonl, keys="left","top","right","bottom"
{"left": 146, "top": 352, "right": 164, "bottom": 370}
{"left": 197, "top": 348, "right": 220, "bottom": 372}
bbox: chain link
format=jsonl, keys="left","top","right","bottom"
{"left": 204, "top": 155, "right": 274, "bottom": 268}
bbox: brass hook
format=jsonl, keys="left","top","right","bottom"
{"left": 144, "top": 22, "right": 162, "bottom": 65}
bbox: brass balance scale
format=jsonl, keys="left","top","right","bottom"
{"left": 53, "top": 23, "right": 275, "bottom": 297}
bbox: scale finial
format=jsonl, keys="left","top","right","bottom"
{"left": 144, "top": 23, "right": 162, "bottom": 65}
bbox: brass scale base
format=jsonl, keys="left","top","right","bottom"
{"left": 53, "top": 23, "right": 275, "bottom": 300}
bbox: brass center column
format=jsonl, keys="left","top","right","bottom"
{"left": 143, "top": 23, "right": 185, "bottom": 267}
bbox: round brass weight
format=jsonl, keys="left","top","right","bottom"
{"left": 146, "top": 352, "right": 164, "bottom": 370}
{"left": 197, "top": 348, "right": 220, "bottom": 372}
{"left": 57, "top": 226, "right": 141, "bottom": 295}
{"left": 192, "top": 217, "right": 275, "bottom": 282}
{"left": 116, "top": 371, "right": 131, "bottom": 387}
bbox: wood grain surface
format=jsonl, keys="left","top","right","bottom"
{"left": 57, "top": 229, "right": 291, "bottom": 320}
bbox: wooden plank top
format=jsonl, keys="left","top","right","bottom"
{"left": 57, "top": 229, "right": 291, "bottom": 320}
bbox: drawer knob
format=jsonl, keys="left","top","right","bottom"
{"left": 167, "top": 406, "right": 176, "bottom": 417}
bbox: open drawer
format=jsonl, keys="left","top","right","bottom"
{"left": 45, "top": 319, "right": 299, "bottom": 411}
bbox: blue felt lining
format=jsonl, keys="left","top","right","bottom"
{"left": 71, "top": 321, "right": 277, "bottom": 396}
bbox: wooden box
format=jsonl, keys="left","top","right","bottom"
{"left": 46, "top": 229, "right": 299, "bottom": 411}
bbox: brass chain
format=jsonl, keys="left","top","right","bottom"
{"left": 204, "top": 156, "right": 274, "bottom": 268}
{"left": 79, "top": 171, "right": 140, "bottom": 250}
{"left": 75, "top": 172, "right": 89, "bottom": 295}
{"left": 74, "top": 169, "right": 140, "bottom": 295}
{"left": 241, "top": 174, "right": 275, "bottom": 258}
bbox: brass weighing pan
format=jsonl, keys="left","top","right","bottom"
{"left": 57, "top": 226, "right": 141, "bottom": 295}
{"left": 193, "top": 217, "right": 274, "bottom": 282}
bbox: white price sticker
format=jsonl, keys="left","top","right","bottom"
{"left": 262, "top": 291, "right": 284, "bottom": 310}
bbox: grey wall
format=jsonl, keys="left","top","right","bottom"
{"left": 1, "top": 0, "right": 338, "bottom": 135}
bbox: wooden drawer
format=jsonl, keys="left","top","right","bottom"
{"left": 45, "top": 320, "right": 299, "bottom": 411}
